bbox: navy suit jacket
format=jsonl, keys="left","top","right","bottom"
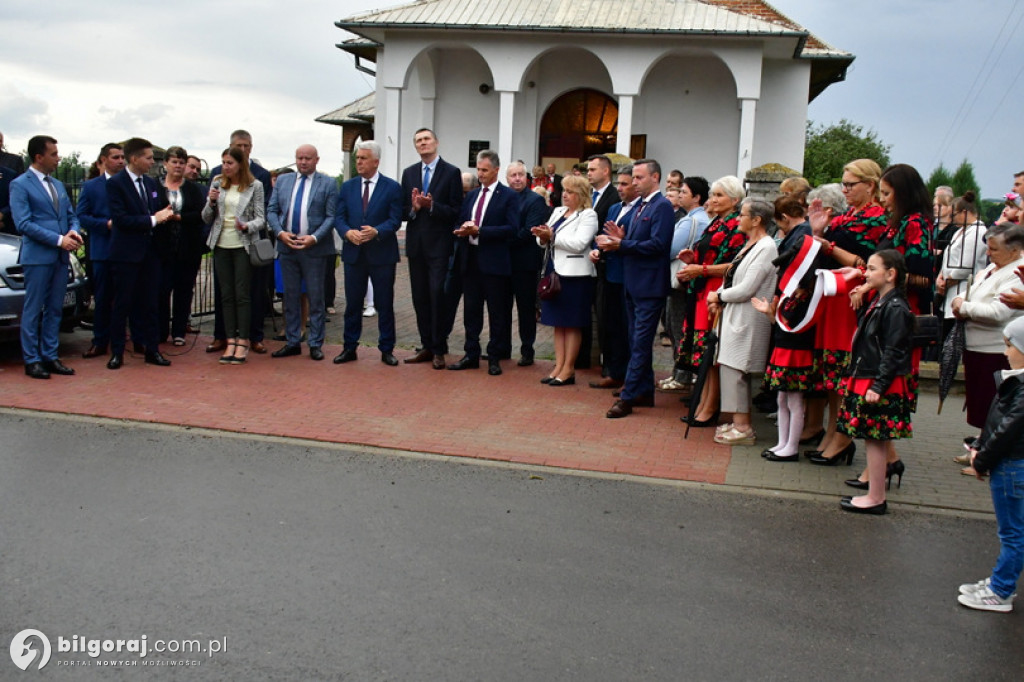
{"left": 336, "top": 173, "right": 403, "bottom": 266}
{"left": 9, "top": 170, "right": 79, "bottom": 265}
{"left": 76, "top": 175, "right": 114, "bottom": 261}
{"left": 267, "top": 171, "right": 338, "bottom": 258}
{"left": 0, "top": 165, "right": 15, "bottom": 233}
{"left": 107, "top": 170, "right": 170, "bottom": 264}
{"left": 510, "top": 187, "right": 549, "bottom": 273}
{"left": 620, "top": 192, "right": 674, "bottom": 298}
{"left": 604, "top": 200, "right": 638, "bottom": 285}
{"left": 401, "top": 156, "right": 462, "bottom": 261}
{"left": 455, "top": 182, "right": 520, "bottom": 277}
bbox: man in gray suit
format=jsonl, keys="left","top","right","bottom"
{"left": 267, "top": 144, "right": 338, "bottom": 361}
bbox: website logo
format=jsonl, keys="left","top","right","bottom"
{"left": 10, "top": 629, "right": 51, "bottom": 671}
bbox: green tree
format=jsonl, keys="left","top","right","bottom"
{"left": 803, "top": 119, "right": 891, "bottom": 186}
{"left": 926, "top": 164, "right": 954, "bottom": 195}
{"left": 950, "top": 159, "right": 981, "bottom": 198}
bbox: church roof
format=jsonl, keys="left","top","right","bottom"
{"left": 315, "top": 92, "right": 375, "bottom": 126}
{"left": 337, "top": 0, "right": 849, "bottom": 58}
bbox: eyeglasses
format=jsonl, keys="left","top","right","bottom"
{"left": 841, "top": 181, "right": 864, "bottom": 190}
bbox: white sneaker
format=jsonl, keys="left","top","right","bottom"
{"left": 957, "top": 585, "right": 1014, "bottom": 612}
{"left": 363, "top": 306, "right": 377, "bottom": 318}
{"left": 959, "top": 577, "right": 1017, "bottom": 598}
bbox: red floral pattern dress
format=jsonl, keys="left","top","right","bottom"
{"left": 813, "top": 203, "right": 887, "bottom": 392}
{"left": 678, "top": 212, "right": 747, "bottom": 370}
{"left": 764, "top": 290, "right": 816, "bottom": 391}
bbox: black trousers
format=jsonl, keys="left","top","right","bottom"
{"left": 461, "top": 249, "right": 511, "bottom": 360}
{"left": 409, "top": 253, "right": 451, "bottom": 356}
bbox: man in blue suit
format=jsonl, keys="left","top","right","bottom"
{"left": 589, "top": 166, "right": 641, "bottom": 390}
{"left": 596, "top": 158, "right": 674, "bottom": 418}
{"left": 268, "top": 144, "right": 338, "bottom": 361}
{"left": 76, "top": 142, "right": 125, "bottom": 358}
{"left": 9, "top": 135, "right": 83, "bottom": 379}
{"left": 505, "top": 160, "right": 549, "bottom": 367}
{"left": 105, "top": 137, "right": 175, "bottom": 370}
{"left": 449, "top": 149, "right": 520, "bottom": 376}
{"left": 333, "top": 140, "right": 403, "bottom": 366}
{"left": 400, "top": 128, "right": 463, "bottom": 369}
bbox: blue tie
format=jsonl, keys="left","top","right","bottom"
{"left": 592, "top": 189, "right": 599, "bottom": 206}
{"left": 422, "top": 164, "right": 431, "bottom": 192}
{"left": 291, "top": 175, "right": 307, "bottom": 234}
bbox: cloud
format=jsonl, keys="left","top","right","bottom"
{"left": 0, "top": 85, "right": 51, "bottom": 134}
{"left": 98, "top": 103, "right": 172, "bottom": 130}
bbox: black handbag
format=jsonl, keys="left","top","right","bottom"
{"left": 912, "top": 314, "right": 941, "bottom": 348}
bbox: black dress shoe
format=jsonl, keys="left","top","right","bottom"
{"left": 549, "top": 375, "right": 576, "bottom": 386}
{"left": 540, "top": 376, "right": 555, "bottom": 384}
{"left": 333, "top": 348, "right": 358, "bottom": 364}
{"left": 840, "top": 498, "right": 887, "bottom": 515}
{"left": 145, "top": 351, "right": 171, "bottom": 367}
{"left": 82, "top": 345, "right": 107, "bottom": 359}
{"left": 107, "top": 354, "right": 123, "bottom": 370}
{"left": 765, "top": 452, "right": 799, "bottom": 462}
{"left": 488, "top": 359, "right": 502, "bottom": 376}
{"left": 447, "top": 356, "right": 479, "bottom": 370}
{"left": 809, "top": 442, "right": 856, "bottom": 466}
{"left": 381, "top": 352, "right": 399, "bottom": 366}
{"left": 799, "top": 429, "right": 826, "bottom": 446}
{"left": 42, "top": 359, "right": 75, "bottom": 376}
{"left": 24, "top": 362, "right": 50, "bottom": 379}
{"left": 309, "top": 347, "right": 324, "bottom": 361}
{"left": 844, "top": 478, "right": 870, "bottom": 490}
{"left": 517, "top": 352, "right": 534, "bottom": 367}
{"left": 272, "top": 344, "right": 302, "bottom": 358}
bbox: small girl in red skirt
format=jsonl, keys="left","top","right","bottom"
{"left": 836, "top": 249, "right": 915, "bottom": 515}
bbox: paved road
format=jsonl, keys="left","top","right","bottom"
{"left": 2, "top": 413, "right": 1022, "bottom": 680}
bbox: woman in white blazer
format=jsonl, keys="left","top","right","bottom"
{"left": 202, "top": 146, "right": 266, "bottom": 364}
{"left": 531, "top": 175, "right": 599, "bottom": 386}
{"left": 707, "top": 198, "right": 778, "bottom": 445}
{"left": 951, "top": 222, "right": 1024, "bottom": 431}
{"left": 937, "top": 191, "right": 988, "bottom": 338}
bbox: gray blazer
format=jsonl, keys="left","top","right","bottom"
{"left": 202, "top": 180, "right": 266, "bottom": 253}
{"left": 716, "top": 235, "right": 778, "bottom": 374}
{"left": 266, "top": 171, "right": 338, "bottom": 257}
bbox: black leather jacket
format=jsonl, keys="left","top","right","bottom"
{"left": 845, "top": 289, "right": 914, "bottom": 395}
{"left": 973, "top": 370, "right": 1024, "bottom": 475}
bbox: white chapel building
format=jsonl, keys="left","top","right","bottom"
{"left": 320, "top": 0, "right": 853, "bottom": 179}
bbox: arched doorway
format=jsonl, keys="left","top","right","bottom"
{"left": 538, "top": 89, "right": 618, "bottom": 164}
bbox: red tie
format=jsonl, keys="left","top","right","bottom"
{"left": 362, "top": 179, "right": 370, "bottom": 212}
{"left": 474, "top": 186, "right": 489, "bottom": 225}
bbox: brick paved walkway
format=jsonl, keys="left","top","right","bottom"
{"left": 0, "top": 235, "right": 992, "bottom": 516}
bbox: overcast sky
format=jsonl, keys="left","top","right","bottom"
{"left": 0, "top": 0, "right": 1019, "bottom": 197}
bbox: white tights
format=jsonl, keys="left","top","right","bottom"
{"left": 772, "top": 391, "right": 805, "bottom": 457}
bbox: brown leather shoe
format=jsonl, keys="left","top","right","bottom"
{"left": 206, "top": 339, "right": 227, "bottom": 353}
{"left": 82, "top": 345, "right": 107, "bottom": 359}
{"left": 589, "top": 376, "right": 624, "bottom": 389}
{"left": 432, "top": 355, "right": 446, "bottom": 370}
{"left": 250, "top": 341, "right": 267, "bottom": 354}
{"left": 404, "top": 348, "right": 434, "bottom": 364}
{"left": 606, "top": 399, "right": 632, "bottom": 419}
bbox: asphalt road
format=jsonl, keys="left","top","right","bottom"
{"left": 2, "top": 411, "right": 1023, "bottom": 681}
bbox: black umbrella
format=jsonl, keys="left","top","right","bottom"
{"left": 684, "top": 312, "right": 720, "bottom": 439}
{"left": 937, "top": 319, "right": 965, "bottom": 414}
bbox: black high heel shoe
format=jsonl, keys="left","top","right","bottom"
{"left": 680, "top": 410, "right": 720, "bottom": 427}
{"left": 808, "top": 442, "right": 855, "bottom": 466}
{"left": 799, "top": 429, "right": 826, "bottom": 446}
{"left": 803, "top": 449, "right": 823, "bottom": 459}
{"left": 549, "top": 375, "right": 575, "bottom": 387}
{"left": 886, "top": 460, "right": 905, "bottom": 490}
{"left": 844, "top": 477, "right": 869, "bottom": 490}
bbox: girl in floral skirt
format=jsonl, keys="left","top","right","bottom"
{"left": 836, "top": 249, "right": 915, "bottom": 515}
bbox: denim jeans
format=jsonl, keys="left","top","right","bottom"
{"left": 989, "top": 458, "right": 1024, "bottom": 599}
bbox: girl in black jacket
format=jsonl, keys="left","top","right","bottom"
{"left": 959, "top": 315, "right": 1024, "bottom": 612}
{"left": 836, "top": 250, "right": 914, "bottom": 515}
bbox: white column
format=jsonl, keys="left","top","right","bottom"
{"left": 497, "top": 90, "right": 515, "bottom": 175}
{"left": 736, "top": 97, "right": 757, "bottom": 177}
{"left": 382, "top": 86, "right": 402, "bottom": 179}
{"left": 616, "top": 95, "right": 634, "bottom": 158}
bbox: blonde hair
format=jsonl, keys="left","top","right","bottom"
{"left": 843, "top": 159, "right": 882, "bottom": 200}
{"left": 560, "top": 174, "right": 593, "bottom": 209}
